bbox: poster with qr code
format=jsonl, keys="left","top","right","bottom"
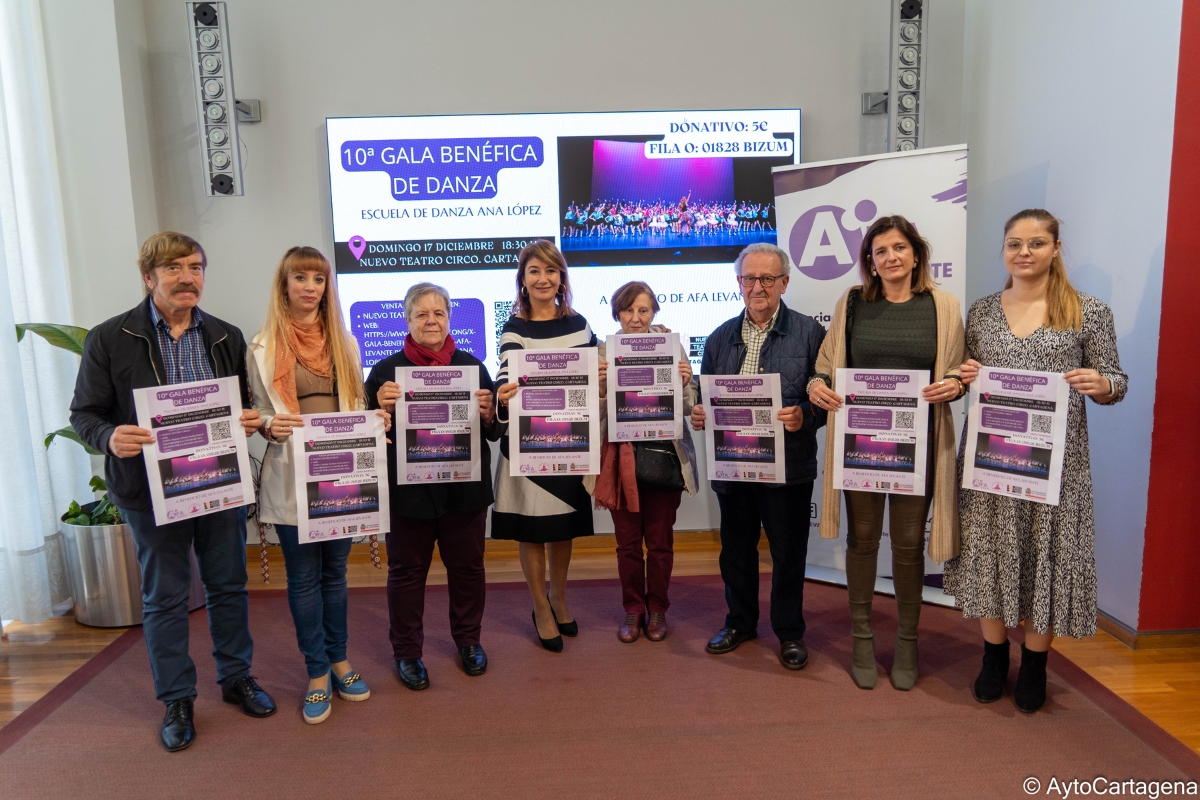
{"left": 962, "top": 366, "right": 1069, "bottom": 505}
{"left": 291, "top": 411, "right": 389, "bottom": 543}
{"left": 605, "top": 332, "right": 684, "bottom": 443}
{"left": 133, "top": 376, "right": 254, "bottom": 526}
{"left": 509, "top": 348, "right": 601, "bottom": 476}
{"left": 700, "top": 374, "right": 785, "bottom": 483}
{"left": 832, "top": 369, "right": 930, "bottom": 496}
{"left": 395, "top": 366, "right": 481, "bottom": 485}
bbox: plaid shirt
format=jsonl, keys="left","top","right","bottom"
{"left": 149, "top": 301, "right": 215, "bottom": 385}
{"left": 739, "top": 303, "right": 781, "bottom": 375}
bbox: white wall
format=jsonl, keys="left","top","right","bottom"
{"left": 961, "top": 0, "right": 1182, "bottom": 628}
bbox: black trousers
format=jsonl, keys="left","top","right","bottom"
{"left": 716, "top": 481, "right": 815, "bottom": 642}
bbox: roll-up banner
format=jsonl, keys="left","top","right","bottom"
{"left": 772, "top": 144, "right": 968, "bottom": 580}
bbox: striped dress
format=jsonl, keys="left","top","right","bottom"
{"left": 492, "top": 313, "right": 598, "bottom": 543}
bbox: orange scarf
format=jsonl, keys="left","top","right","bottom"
{"left": 273, "top": 318, "right": 332, "bottom": 414}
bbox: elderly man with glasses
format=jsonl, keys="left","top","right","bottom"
{"left": 690, "top": 243, "right": 827, "bottom": 671}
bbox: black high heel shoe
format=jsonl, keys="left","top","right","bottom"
{"left": 532, "top": 610, "right": 563, "bottom": 652}
{"left": 547, "top": 593, "right": 578, "bottom": 637}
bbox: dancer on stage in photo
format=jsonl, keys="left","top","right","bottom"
{"left": 808, "top": 215, "right": 966, "bottom": 692}
{"left": 592, "top": 281, "right": 699, "bottom": 643}
{"left": 248, "top": 246, "right": 388, "bottom": 724}
{"left": 690, "top": 243, "right": 827, "bottom": 671}
{"left": 69, "top": 232, "right": 273, "bottom": 752}
{"left": 494, "top": 241, "right": 598, "bottom": 652}
{"left": 368, "top": 282, "right": 500, "bottom": 690}
{"left": 944, "top": 209, "right": 1127, "bottom": 713}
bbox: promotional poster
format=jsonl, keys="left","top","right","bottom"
{"left": 132, "top": 376, "right": 253, "bottom": 526}
{"left": 605, "top": 332, "right": 683, "bottom": 442}
{"left": 396, "top": 365, "right": 481, "bottom": 485}
{"left": 508, "top": 348, "right": 601, "bottom": 477}
{"left": 700, "top": 374, "right": 785, "bottom": 484}
{"left": 291, "top": 412, "right": 389, "bottom": 542}
{"left": 832, "top": 368, "right": 930, "bottom": 496}
{"left": 962, "top": 366, "right": 1070, "bottom": 506}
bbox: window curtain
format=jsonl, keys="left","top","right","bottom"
{"left": 0, "top": 0, "right": 92, "bottom": 625}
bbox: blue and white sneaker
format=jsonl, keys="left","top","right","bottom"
{"left": 303, "top": 673, "right": 332, "bottom": 725}
{"left": 334, "top": 669, "right": 371, "bottom": 701}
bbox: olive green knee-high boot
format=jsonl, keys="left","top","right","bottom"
{"left": 891, "top": 602, "right": 922, "bottom": 691}
{"left": 844, "top": 555, "right": 878, "bottom": 690}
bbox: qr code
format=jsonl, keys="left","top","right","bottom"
{"left": 1030, "top": 414, "right": 1053, "bottom": 434}
{"left": 552, "top": 463, "right": 569, "bottom": 472}
{"left": 209, "top": 420, "right": 231, "bottom": 441}
{"left": 1010, "top": 485, "right": 1023, "bottom": 495}
{"left": 568, "top": 388, "right": 586, "bottom": 408}
{"left": 355, "top": 451, "right": 375, "bottom": 471}
{"left": 655, "top": 368, "right": 673, "bottom": 384}
{"left": 745, "top": 472, "right": 756, "bottom": 480}
{"left": 753, "top": 409, "right": 773, "bottom": 426}
{"left": 894, "top": 411, "right": 915, "bottom": 430}
{"left": 345, "top": 525, "right": 358, "bottom": 534}
{"left": 451, "top": 404, "right": 469, "bottom": 421}
{"left": 493, "top": 301, "right": 514, "bottom": 339}
{"left": 879, "top": 481, "right": 892, "bottom": 490}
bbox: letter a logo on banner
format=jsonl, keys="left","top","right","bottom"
{"left": 788, "top": 200, "right": 877, "bottom": 281}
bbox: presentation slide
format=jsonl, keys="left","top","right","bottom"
{"left": 325, "top": 110, "right": 800, "bottom": 372}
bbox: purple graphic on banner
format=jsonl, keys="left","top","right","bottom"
{"left": 408, "top": 404, "right": 449, "bottom": 424}
{"left": 522, "top": 388, "right": 566, "bottom": 411}
{"left": 981, "top": 406, "right": 1029, "bottom": 433}
{"left": 616, "top": 367, "right": 655, "bottom": 387}
{"left": 157, "top": 424, "right": 208, "bottom": 453}
{"left": 348, "top": 235, "right": 368, "bottom": 260}
{"left": 590, "top": 140, "right": 734, "bottom": 204}
{"left": 350, "top": 298, "right": 485, "bottom": 369}
{"left": 309, "top": 452, "right": 354, "bottom": 476}
{"left": 340, "top": 137, "right": 543, "bottom": 200}
{"left": 788, "top": 200, "right": 877, "bottom": 281}
{"left": 847, "top": 408, "right": 892, "bottom": 430}
{"left": 713, "top": 408, "right": 754, "bottom": 427}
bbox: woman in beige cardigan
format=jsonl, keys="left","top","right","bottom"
{"left": 808, "top": 215, "right": 965, "bottom": 691}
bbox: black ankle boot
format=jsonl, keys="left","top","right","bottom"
{"left": 1014, "top": 644, "right": 1048, "bottom": 713}
{"left": 973, "top": 639, "right": 1010, "bottom": 703}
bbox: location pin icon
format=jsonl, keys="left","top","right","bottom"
{"left": 348, "top": 236, "right": 367, "bottom": 260}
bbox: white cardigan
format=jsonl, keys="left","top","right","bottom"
{"left": 247, "top": 331, "right": 365, "bottom": 526}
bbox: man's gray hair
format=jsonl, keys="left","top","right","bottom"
{"left": 733, "top": 242, "right": 791, "bottom": 276}
{"left": 404, "top": 281, "right": 452, "bottom": 321}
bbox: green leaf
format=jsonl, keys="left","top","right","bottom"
{"left": 44, "top": 426, "right": 102, "bottom": 456}
{"left": 67, "top": 513, "right": 91, "bottom": 526}
{"left": 88, "top": 475, "right": 107, "bottom": 493}
{"left": 15, "top": 323, "right": 89, "bottom": 355}
{"left": 67, "top": 500, "right": 82, "bottom": 517}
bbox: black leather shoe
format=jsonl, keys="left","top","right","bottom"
{"left": 779, "top": 639, "right": 809, "bottom": 670}
{"left": 160, "top": 699, "right": 195, "bottom": 752}
{"left": 533, "top": 610, "right": 564, "bottom": 652}
{"left": 221, "top": 675, "right": 276, "bottom": 718}
{"left": 459, "top": 644, "right": 488, "bottom": 676}
{"left": 547, "top": 594, "right": 578, "bottom": 637}
{"left": 397, "top": 658, "right": 430, "bottom": 690}
{"left": 705, "top": 627, "right": 757, "bottom": 655}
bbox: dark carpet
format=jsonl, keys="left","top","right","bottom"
{"left": 2, "top": 576, "right": 1197, "bottom": 799}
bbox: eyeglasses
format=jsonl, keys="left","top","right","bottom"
{"left": 736, "top": 274, "right": 785, "bottom": 289}
{"left": 1003, "top": 238, "right": 1053, "bottom": 253}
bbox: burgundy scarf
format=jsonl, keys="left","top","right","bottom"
{"left": 403, "top": 333, "right": 456, "bottom": 366}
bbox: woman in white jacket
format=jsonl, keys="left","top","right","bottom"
{"left": 247, "top": 246, "right": 388, "bottom": 724}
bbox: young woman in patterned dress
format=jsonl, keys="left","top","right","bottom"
{"left": 944, "top": 209, "right": 1127, "bottom": 713}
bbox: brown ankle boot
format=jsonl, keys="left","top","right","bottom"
{"left": 618, "top": 613, "right": 642, "bottom": 643}
{"left": 645, "top": 612, "right": 668, "bottom": 641}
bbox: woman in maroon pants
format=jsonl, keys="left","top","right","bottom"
{"left": 594, "top": 281, "right": 699, "bottom": 642}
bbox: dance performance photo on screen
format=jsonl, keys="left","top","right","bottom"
{"left": 404, "top": 429, "right": 472, "bottom": 462}
{"left": 157, "top": 453, "right": 241, "bottom": 498}
{"left": 614, "top": 390, "right": 675, "bottom": 423}
{"left": 842, "top": 434, "right": 917, "bottom": 473}
{"left": 556, "top": 135, "right": 792, "bottom": 266}
{"left": 518, "top": 416, "right": 590, "bottom": 453}
{"left": 305, "top": 480, "right": 380, "bottom": 519}
{"left": 973, "top": 433, "right": 1052, "bottom": 479}
{"left": 713, "top": 430, "right": 776, "bottom": 463}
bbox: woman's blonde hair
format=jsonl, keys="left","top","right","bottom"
{"left": 513, "top": 240, "right": 575, "bottom": 320}
{"left": 263, "top": 246, "right": 365, "bottom": 409}
{"left": 1002, "top": 209, "right": 1081, "bottom": 331}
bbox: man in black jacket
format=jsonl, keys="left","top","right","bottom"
{"left": 690, "top": 243, "right": 826, "bottom": 671}
{"left": 70, "top": 232, "right": 275, "bottom": 752}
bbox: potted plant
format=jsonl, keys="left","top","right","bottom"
{"left": 16, "top": 323, "right": 203, "bottom": 627}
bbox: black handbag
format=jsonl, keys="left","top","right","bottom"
{"left": 633, "top": 442, "right": 686, "bottom": 491}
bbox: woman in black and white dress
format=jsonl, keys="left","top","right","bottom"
{"left": 944, "top": 209, "right": 1127, "bottom": 713}
{"left": 494, "top": 241, "right": 599, "bottom": 652}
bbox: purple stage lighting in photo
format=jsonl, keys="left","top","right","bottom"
{"left": 721, "top": 431, "right": 761, "bottom": 449}
{"left": 529, "top": 418, "right": 574, "bottom": 436}
{"left": 169, "top": 455, "right": 221, "bottom": 477}
{"left": 850, "top": 435, "right": 899, "bottom": 456}
{"left": 590, "top": 140, "right": 734, "bottom": 203}
{"left": 980, "top": 434, "right": 1034, "bottom": 459}
{"left": 317, "top": 481, "right": 363, "bottom": 501}
{"left": 622, "top": 393, "right": 664, "bottom": 409}
{"left": 413, "top": 430, "right": 459, "bottom": 447}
